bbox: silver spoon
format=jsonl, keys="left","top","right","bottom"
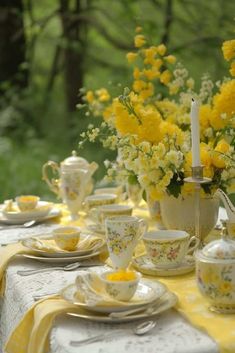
{"left": 70, "top": 320, "right": 156, "bottom": 347}
{"left": 16, "top": 261, "right": 81, "bottom": 276}
{"left": 0, "top": 220, "right": 36, "bottom": 230}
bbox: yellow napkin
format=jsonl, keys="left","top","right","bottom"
{"left": 4, "top": 296, "right": 79, "bottom": 353}
{"left": 26, "top": 236, "right": 103, "bottom": 254}
{"left": 0, "top": 243, "right": 36, "bottom": 296}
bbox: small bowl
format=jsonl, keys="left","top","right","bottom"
{"left": 100, "top": 270, "right": 141, "bottom": 301}
{"left": 15, "top": 195, "right": 40, "bottom": 212}
{"left": 52, "top": 226, "right": 81, "bottom": 251}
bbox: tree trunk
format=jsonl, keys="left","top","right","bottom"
{"left": 59, "top": 0, "right": 86, "bottom": 113}
{"left": 0, "top": 0, "right": 28, "bottom": 88}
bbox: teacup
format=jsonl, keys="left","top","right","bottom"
{"left": 85, "top": 193, "right": 117, "bottom": 211}
{"left": 143, "top": 230, "right": 199, "bottom": 268}
{"left": 100, "top": 270, "right": 141, "bottom": 301}
{"left": 90, "top": 204, "right": 133, "bottom": 229}
{"left": 105, "top": 215, "right": 147, "bottom": 269}
{"left": 15, "top": 195, "right": 40, "bottom": 211}
{"left": 52, "top": 226, "right": 81, "bottom": 251}
{"left": 94, "top": 186, "right": 124, "bottom": 201}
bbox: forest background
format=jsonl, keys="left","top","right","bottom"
{"left": 0, "top": 0, "right": 234, "bottom": 202}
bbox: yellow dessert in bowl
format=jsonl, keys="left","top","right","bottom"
{"left": 15, "top": 195, "right": 40, "bottom": 212}
{"left": 100, "top": 270, "right": 141, "bottom": 301}
{"left": 52, "top": 226, "right": 81, "bottom": 251}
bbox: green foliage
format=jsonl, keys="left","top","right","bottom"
{"left": 0, "top": 0, "right": 234, "bottom": 200}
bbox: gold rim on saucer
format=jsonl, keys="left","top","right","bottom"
{"left": 66, "top": 291, "right": 178, "bottom": 323}
{"left": 132, "top": 254, "right": 195, "bottom": 277}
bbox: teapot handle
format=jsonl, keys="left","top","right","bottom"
{"left": 42, "top": 161, "right": 60, "bottom": 195}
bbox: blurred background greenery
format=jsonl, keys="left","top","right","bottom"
{"left": 0, "top": 0, "right": 234, "bottom": 202}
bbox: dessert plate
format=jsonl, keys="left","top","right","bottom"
{"left": 2, "top": 201, "right": 53, "bottom": 220}
{"left": 21, "top": 249, "right": 102, "bottom": 264}
{"left": 67, "top": 291, "right": 178, "bottom": 323}
{"left": 21, "top": 235, "right": 105, "bottom": 258}
{"left": 61, "top": 279, "right": 167, "bottom": 313}
{"left": 132, "top": 255, "right": 195, "bottom": 277}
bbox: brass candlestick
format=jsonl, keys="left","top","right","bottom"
{"left": 184, "top": 166, "right": 211, "bottom": 248}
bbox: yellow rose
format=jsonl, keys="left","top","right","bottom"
{"left": 222, "top": 39, "right": 235, "bottom": 61}
{"left": 219, "top": 281, "right": 233, "bottom": 295}
{"left": 133, "top": 80, "right": 146, "bottom": 92}
{"left": 230, "top": 61, "right": 235, "bottom": 76}
{"left": 212, "top": 139, "right": 230, "bottom": 168}
{"left": 157, "top": 44, "right": 167, "bottom": 56}
{"left": 133, "top": 67, "right": 142, "bottom": 79}
{"left": 160, "top": 70, "right": 172, "bottom": 85}
{"left": 134, "top": 34, "right": 146, "bottom": 48}
{"left": 96, "top": 88, "right": 110, "bottom": 102}
{"left": 85, "top": 90, "right": 94, "bottom": 103}
{"left": 164, "top": 55, "right": 176, "bottom": 64}
{"left": 126, "top": 52, "right": 138, "bottom": 63}
{"left": 199, "top": 104, "right": 212, "bottom": 130}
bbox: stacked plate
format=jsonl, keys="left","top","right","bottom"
{"left": 21, "top": 234, "right": 105, "bottom": 264}
{"left": 61, "top": 272, "right": 178, "bottom": 323}
{"left": 0, "top": 201, "right": 61, "bottom": 225}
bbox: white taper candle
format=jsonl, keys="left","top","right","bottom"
{"left": 190, "top": 99, "right": 201, "bottom": 167}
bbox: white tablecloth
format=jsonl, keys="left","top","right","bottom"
{"left": 0, "top": 225, "right": 219, "bottom": 353}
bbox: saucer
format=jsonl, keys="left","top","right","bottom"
{"left": 21, "top": 249, "right": 102, "bottom": 264}
{"left": 61, "top": 278, "right": 167, "bottom": 313}
{"left": 21, "top": 235, "right": 105, "bottom": 258}
{"left": 67, "top": 291, "right": 178, "bottom": 323}
{"left": 0, "top": 207, "right": 61, "bottom": 225}
{"left": 132, "top": 255, "right": 195, "bottom": 277}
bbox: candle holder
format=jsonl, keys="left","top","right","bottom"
{"left": 184, "top": 166, "right": 211, "bottom": 248}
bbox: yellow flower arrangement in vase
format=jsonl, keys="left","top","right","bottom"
{"left": 79, "top": 28, "right": 234, "bottom": 203}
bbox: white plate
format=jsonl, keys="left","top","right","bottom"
{"left": 21, "top": 235, "right": 105, "bottom": 258}
{"left": 21, "top": 249, "right": 102, "bottom": 264}
{"left": 0, "top": 207, "right": 61, "bottom": 225}
{"left": 61, "top": 279, "right": 167, "bottom": 313}
{"left": 132, "top": 255, "right": 195, "bottom": 277}
{"left": 2, "top": 201, "right": 53, "bottom": 221}
{"left": 67, "top": 291, "right": 178, "bottom": 323}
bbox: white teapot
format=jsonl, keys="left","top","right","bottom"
{"left": 42, "top": 151, "right": 98, "bottom": 219}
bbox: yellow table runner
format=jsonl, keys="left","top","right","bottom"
{"left": 1, "top": 203, "right": 235, "bottom": 353}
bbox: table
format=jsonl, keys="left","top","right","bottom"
{"left": 0, "top": 217, "right": 219, "bottom": 353}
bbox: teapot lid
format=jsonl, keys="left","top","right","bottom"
{"left": 201, "top": 221, "right": 235, "bottom": 260}
{"left": 62, "top": 151, "right": 89, "bottom": 168}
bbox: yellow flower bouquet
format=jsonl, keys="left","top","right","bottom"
{"left": 78, "top": 28, "right": 235, "bottom": 201}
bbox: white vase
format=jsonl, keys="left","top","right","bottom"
{"left": 146, "top": 193, "right": 165, "bottom": 230}
{"left": 160, "top": 194, "right": 219, "bottom": 240}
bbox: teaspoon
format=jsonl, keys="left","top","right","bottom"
{"left": 70, "top": 320, "right": 156, "bottom": 346}
{"left": 17, "top": 262, "right": 81, "bottom": 276}
{"left": 0, "top": 220, "right": 36, "bottom": 231}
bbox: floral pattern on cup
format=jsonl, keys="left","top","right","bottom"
{"left": 105, "top": 216, "right": 147, "bottom": 269}
{"left": 143, "top": 230, "right": 199, "bottom": 268}
{"left": 100, "top": 271, "right": 141, "bottom": 301}
{"left": 196, "top": 261, "right": 235, "bottom": 312}
{"left": 85, "top": 193, "right": 117, "bottom": 210}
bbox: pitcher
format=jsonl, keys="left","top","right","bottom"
{"left": 42, "top": 151, "right": 98, "bottom": 219}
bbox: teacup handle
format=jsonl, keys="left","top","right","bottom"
{"left": 137, "top": 219, "right": 148, "bottom": 240}
{"left": 186, "top": 236, "right": 200, "bottom": 254}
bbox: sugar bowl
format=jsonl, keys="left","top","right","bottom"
{"left": 195, "top": 221, "right": 235, "bottom": 314}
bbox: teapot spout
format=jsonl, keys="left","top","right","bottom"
{"left": 215, "top": 189, "right": 235, "bottom": 222}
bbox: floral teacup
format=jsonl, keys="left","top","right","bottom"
{"left": 105, "top": 215, "right": 147, "bottom": 269}
{"left": 85, "top": 193, "right": 117, "bottom": 211}
{"left": 100, "top": 270, "right": 141, "bottom": 301}
{"left": 143, "top": 230, "right": 199, "bottom": 268}
{"left": 90, "top": 204, "right": 133, "bottom": 230}
{"left": 52, "top": 226, "right": 81, "bottom": 251}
